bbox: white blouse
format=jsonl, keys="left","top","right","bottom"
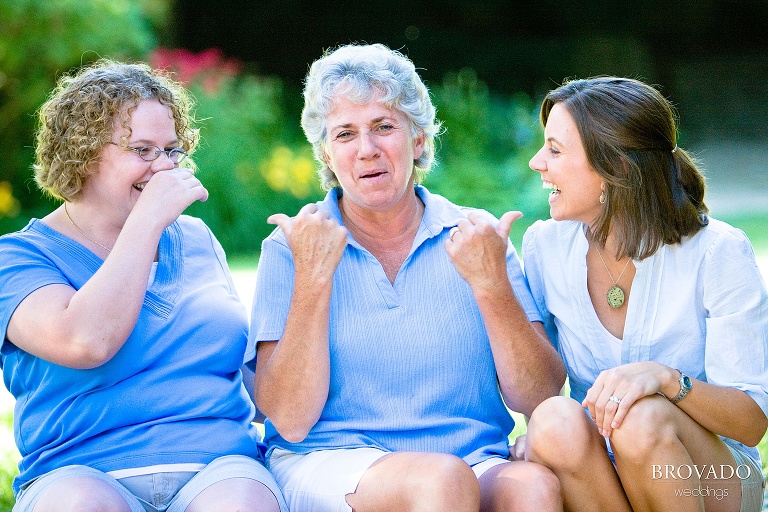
{"left": 522, "top": 217, "right": 768, "bottom": 465}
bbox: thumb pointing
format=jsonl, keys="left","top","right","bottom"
{"left": 497, "top": 211, "right": 523, "bottom": 239}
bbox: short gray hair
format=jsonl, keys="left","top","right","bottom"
{"left": 301, "top": 43, "right": 441, "bottom": 190}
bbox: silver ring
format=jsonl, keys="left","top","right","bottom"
{"left": 608, "top": 395, "right": 622, "bottom": 404}
{"left": 449, "top": 227, "right": 459, "bottom": 242}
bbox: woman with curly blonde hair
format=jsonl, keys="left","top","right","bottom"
{"left": 0, "top": 59, "right": 287, "bottom": 512}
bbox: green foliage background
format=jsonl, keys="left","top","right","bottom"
{"left": 0, "top": 1, "right": 765, "bottom": 509}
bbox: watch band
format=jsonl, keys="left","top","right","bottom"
{"left": 669, "top": 369, "right": 692, "bottom": 404}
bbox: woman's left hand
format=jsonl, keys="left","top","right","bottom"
{"left": 583, "top": 361, "right": 678, "bottom": 437}
{"left": 446, "top": 210, "right": 522, "bottom": 291}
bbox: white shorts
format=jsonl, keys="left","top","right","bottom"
{"left": 267, "top": 447, "right": 508, "bottom": 512}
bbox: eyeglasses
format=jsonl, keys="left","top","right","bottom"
{"left": 109, "top": 142, "right": 188, "bottom": 164}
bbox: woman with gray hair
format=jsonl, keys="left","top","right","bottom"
{"left": 251, "top": 43, "right": 566, "bottom": 511}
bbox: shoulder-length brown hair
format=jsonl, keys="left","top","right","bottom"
{"left": 540, "top": 76, "right": 708, "bottom": 260}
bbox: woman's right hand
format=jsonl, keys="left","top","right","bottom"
{"left": 133, "top": 167, "right": 209, "bottom": 230}
{"left": 268, "top": 203, "right": 348, "bottom": 282}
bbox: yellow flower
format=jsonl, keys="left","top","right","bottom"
{"left": 260, "top": 147, "right": 316, "bottom": 198}
{"left": 0, "top": 182, "right": 20, "bottom": 218}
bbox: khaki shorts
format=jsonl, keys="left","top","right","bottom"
{"left": 726, "top": 444, "right": 765, "bottom": 512}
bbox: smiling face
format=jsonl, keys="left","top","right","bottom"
{"left": 82, "top": 99, "right": 180, "bottom": 218}
{"left": 323, "top": 96, "right": 425, "bottom": 214}
{"left": 529, "top": 102, "right": 605, "bottom": 226}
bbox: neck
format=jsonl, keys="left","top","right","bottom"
{"left": 63, "top": 202, "right": 118, "bottom": 253}
{"left": 587, "top": 227, "right": 624, "bottom": 261}
{"left": 339, "top": 192, "right": 423, "bottom": 243}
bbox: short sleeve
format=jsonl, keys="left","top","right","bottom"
{"left": 702, "top": 229, "right": 768, "bottom": 418}
{"left": 506, "top": 240, "right": 542, "bottom": 323}
{"left": 249, "top": 232, "right": 295, "bottom": 348}
{"left": 522, "top": 221, "right": 559, "bottom": 349}
{"left": 0, "top": 235, "right": 70, "bottom": 351}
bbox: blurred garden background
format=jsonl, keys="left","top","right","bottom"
{"left": 1, "top": 0, "right": 767, "bottom": 508}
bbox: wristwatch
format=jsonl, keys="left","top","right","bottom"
{"left": 669, "top": 369, "right": 692, "bottom": 404}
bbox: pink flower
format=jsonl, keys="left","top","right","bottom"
{"left": 149, "top": 48, "right": 242, "bottom": 93}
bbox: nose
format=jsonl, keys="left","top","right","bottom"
{"left": 357, "top": 131, "right": 381, "bottom": 159}
{"left": 529, "top": 146, "right": 546, "bottom": 174}
{"left": 150, "top": 152, "right": 177, "bottom": 172}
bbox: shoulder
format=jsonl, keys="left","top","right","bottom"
{"left": 0, "top": 220, "right": 55, "bottom": 258}
{"left": 415, "top": 185, "right": 493, "bottom": 227}
{"left": 523, "top": 219, "right": 582, "bottom": 255}
{"left": 681, "top": 217, "right": 754, "bottom": 260}
{"left": 175, "top": 214, "right": 208, "bottom": 234}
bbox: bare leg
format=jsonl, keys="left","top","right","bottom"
{"left": 526, "top": 396, "right": 633, "bottom": 512}
{"left": 32, "top": 476, "right": 134, "bottom": 512}
{"left": 184, "top": 477, "right": 281, "bottom": 512}
{"left": 478, "top": 460, "right": 562, "bottom": 512}
{"left": 345, "top": 452, "right": 481, "bottom": 512}
{"left": 610, "top": 394, "right": 742, "bottom": 512}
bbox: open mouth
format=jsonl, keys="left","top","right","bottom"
{"left": 542, "top": 180, "right": 560, "bottom": 197}
{"left": 133, "top": 183, "right": 146, "bottom": 191}
{"left": 360, "top": 170, "right": 386, "bottom": 179}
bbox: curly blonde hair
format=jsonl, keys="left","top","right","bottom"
{"left": 34, "top": 59, "right": 199, "bottom": 201}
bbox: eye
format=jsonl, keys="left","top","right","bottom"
{"left": 137, "top": 146, "right": 157, "bottom": 158}
{"left": 334, "top": 130, "right": 354, "bottom": 140}
{"left": 375, "top": 123, "right": 395, "bottom": 133}
{"left": 548, "top": 147, "right": 561, "bottom": 156}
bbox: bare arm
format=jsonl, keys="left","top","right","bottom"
{"left": 253, "top": 204, "right": 348, "bottom": 442}
{"left": 6, "top": 168, "right": 208, "bottom": 369}
{"left": 446, "top": 211, "right": 566, "bottom": 416}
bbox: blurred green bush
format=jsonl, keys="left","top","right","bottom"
{"left": 0, "top": 0, "right": 547, "bottom": 255}
{"left": 0, "top": 0, "right": 166, "bottom": 232}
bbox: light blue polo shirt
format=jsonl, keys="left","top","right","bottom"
{"left": 251, "top": 185, "right": 541, "bottom": 464}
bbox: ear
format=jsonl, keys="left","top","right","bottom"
{"left": 412, "top": 129, "right": 426, "bottom": 161}
{"left": 322, "top": 146, "right": 332, "bottom": 170}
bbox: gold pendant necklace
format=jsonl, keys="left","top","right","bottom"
{"left": 64, "top": 203, "right": 112, "bottom": 253}
{"left": 595, "top": 245, "right": 630, "bottom": 308}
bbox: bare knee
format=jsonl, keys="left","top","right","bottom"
{"left": 32, "top": 476, "right": 132, "bottom": 512}
{"left": 610, "top": 395, "right": 680, "bottom": 463}
{"left": 480, "top": 461, "right": 562, "bottom": 512}
{"left": 350, "top": 452, "right": 480, "bottom": 512}
{"left": 406, "top": 453, "right": 480, "bottom": 510}
{"left": 527, "top": 396, "right": 598, "bottom": 468}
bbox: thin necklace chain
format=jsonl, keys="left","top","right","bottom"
{"left": 595, "top": 244, "right": 630, "bottom": 285}
{"left": 64, "top": 203, "right": 112, "bottom": 253}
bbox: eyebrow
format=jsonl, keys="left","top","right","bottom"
{"left": 546, "top": 136, "right": 562, "bottom": 146}
{"left": 329, "top": 116, "right": 395, "bottom": 132}
{"left": 128, "top": 138, "right": 180, "bottom": 147}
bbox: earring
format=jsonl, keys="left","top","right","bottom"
{"left": 599, "top": 191, "right": 606, "bottom": 204}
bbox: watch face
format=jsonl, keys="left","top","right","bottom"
{"left": 682, "top": 374, "right": 692, "bottom": 389}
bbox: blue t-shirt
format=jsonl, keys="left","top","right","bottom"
{"left": 0, "top": 216, "right": 259, "bottom": 495}
{"left": 251, "top": 185, "right": 541, "bottom": 465}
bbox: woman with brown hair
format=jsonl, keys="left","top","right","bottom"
{"left": 515, "top": 76, "right": 767, "bottom": 511}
